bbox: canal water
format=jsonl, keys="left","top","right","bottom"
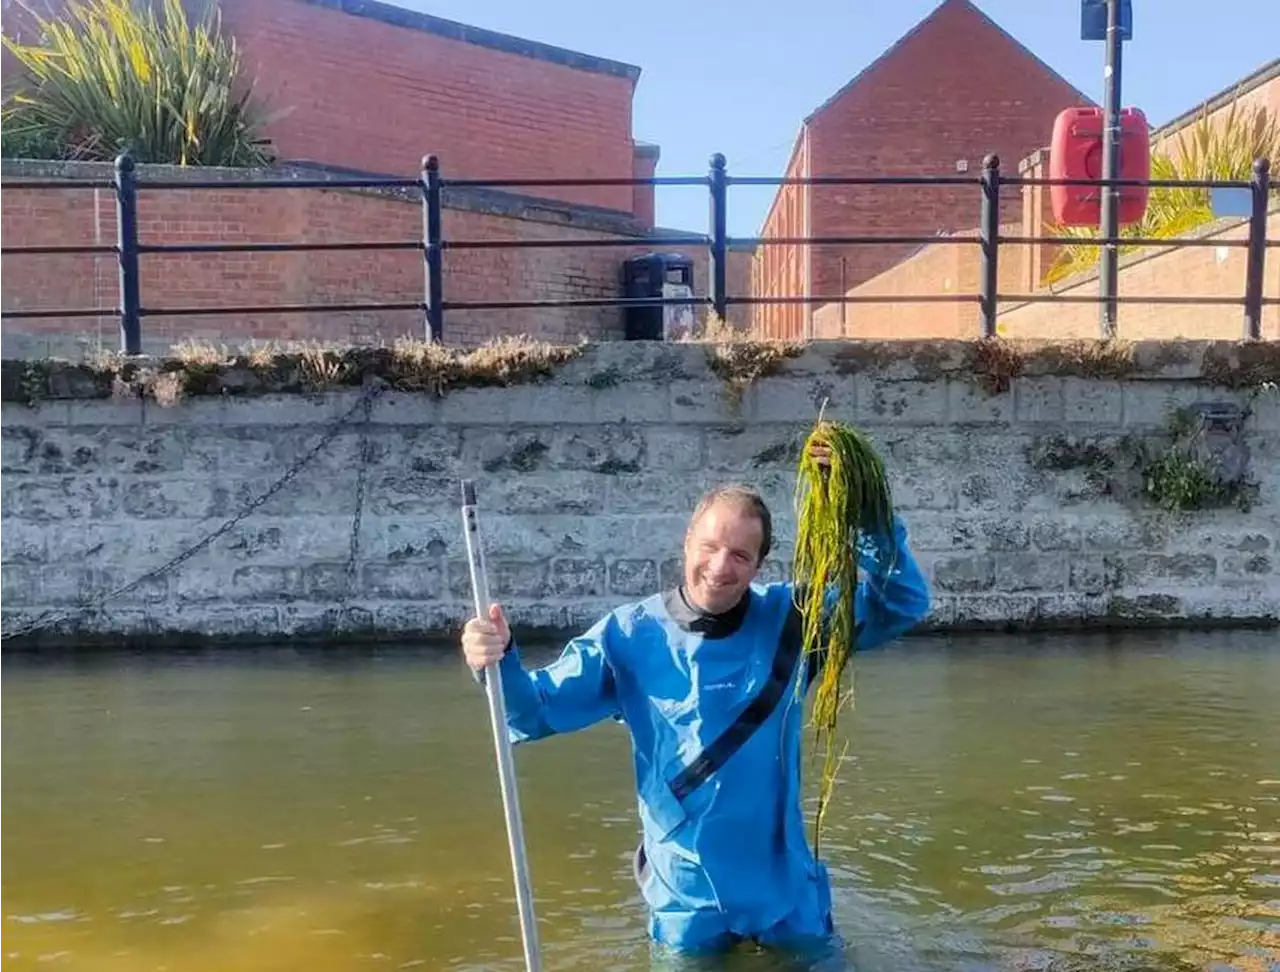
{"left": 3, "top": 629, "right": 1278, "bottom": 972}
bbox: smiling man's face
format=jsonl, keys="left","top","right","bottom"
{"left": 682, "top": 495, "right": 765, "bottom": 614}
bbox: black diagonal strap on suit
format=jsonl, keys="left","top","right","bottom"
{"left": 667, "top": 599, "right": 865, "bottom": 802}
{"left": 635, "top": 600, "right": 858, "bottom": 890}
{"left": 667, "top": 605, "right": 806, "bottom": 801}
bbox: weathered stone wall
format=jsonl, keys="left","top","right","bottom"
{"left": 2, "top": 339, "right": 1278, "bottom": 647}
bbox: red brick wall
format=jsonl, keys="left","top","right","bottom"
{"left": 0, "top": 163, "right": 749, "bottom": 352}
{"left": 1016, "top": 149, "right": 1063, "bottom": 291}
{"left": 811, "top": 221, "right": 1026, "bottom": 339}
{"left": 215, "top": 0, "right": 640, "bottom": 215}
{"left": 631, "top": 145, "right": 659, "bottom": 230}
{"left": 757, "top": 0, "right": 1091, "bottom": 339}
{"left": 751, "top": 130, "right": 808, "bottom": 340}
{"left": 811, "top": 236, "right": 969, "bottom": 340}
{"left": 997, "top": 210, "right": 1280, "bottom": 341}
{"left": 3, "top": 0, "right": 644, "bottom": 217}
{"left": 803, "top": 208, "right": 1278, "bottom": 342}
{"left": 723, "top": 246, "right": 754, "bottom": 333}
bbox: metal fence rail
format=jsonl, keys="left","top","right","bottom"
{"left": 1, "top": 152, "right": 1275, "bottom": 352}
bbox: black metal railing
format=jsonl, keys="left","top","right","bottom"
{"left": 1, "top": 152, "right": 1275, "bottom": 352}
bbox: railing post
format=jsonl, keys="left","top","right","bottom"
{"left": 422, "top": 154, "right": 444, "bottom": 343}
{"left": 979, "top": 153, "right": 1000, "bottom": 339}
{"left": 114, "top": 153, "right": 142, "bottom": 355}
{"left": 1097, "top": 0, "right": 1124, "bottom": 340}
{"left": 708, "top": 152, "right": 728, "bottom": 323}
{"left": 1244, "top": 157, "right": 1270, "bottom": 341}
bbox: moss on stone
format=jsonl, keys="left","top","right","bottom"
{"left": 968, "top": 338, "right": 1026, "bottom": 395}
{"left": 595, "top": 456, "right": 642, "bottom": 475}
{"left": 1105, "top": 594, "right": 1183, "bottom": 621}
{"left": 1028, "top": 433, "right": 1126, "bottom": 473}
{"left": 483, "top": 437, "right": 549, "bottom": 474}
{"left": 752, "top": 440, "right": 799, "bottom": 467}
{"left": 1199, "top": 340, "right": 1280, "bottom": 389}
{"left": 707, "top": 340, "right": 805, "bottom": 411}
{"left": 671, "top": 311, "right": 805, "bottom": 410}
{"left": 4, "top": 337, "right": 1276, "bottom": 408}
{"left": 830, "top": 341, "right": 965, "bottom": 381}
{"left": 1, "top": 335, "right": 587, "bottom": 406}
{"left": 584, "top": 365, "right": 623, "bottom": 389}
{"left": 4, "top": 359, "right": 117, "bottom": 404}
{"left": 967, "top": 338, "right": 1136, "bottom": 395}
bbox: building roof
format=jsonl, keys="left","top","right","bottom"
{"left": 1154, "top": 56, "right": 1280, "bottom": 137}
{"left": 298, "top": 0, "right": 643, "bottom": 81}
{"left": 803, "top": 0, "right": 1092, "bottom": 124}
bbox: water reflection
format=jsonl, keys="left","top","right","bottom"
{"left": 3, "top": 629, "right": 1278, "bottom": 971}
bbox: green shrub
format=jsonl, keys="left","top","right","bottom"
{"left": 2, "top": 0, "right": 279, "bottom": 166}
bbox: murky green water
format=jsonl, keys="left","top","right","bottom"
{"left": 3, "top": 630, "right": 1279, "bottom": 972}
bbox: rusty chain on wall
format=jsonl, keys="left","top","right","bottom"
{"left": 1, "top": 380, "right": 384, "bottom": 644}
{"left": 341, "top": 390, "right": 375, "bottom": 607}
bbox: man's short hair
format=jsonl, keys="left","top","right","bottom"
{"left": 688, "top": 484, "right": 773, "bottom": 564}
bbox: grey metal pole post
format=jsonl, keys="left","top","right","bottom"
{"left": 1098, "top": 0, "right": 1123, "bottom": 338}
{"left": 708, "top": 153, "right": 728, "bottom": 324}
{"left": 114, "top": 154, "right": 142, "bottom": 355}
{"left": 1243, "top": 157, "right": 1271, "bottom": 341}
{"left": 978, "top": 154, "right": 1001, "bottom": 338}
{"left": 460, "top": 481, "right": 542, "bottom": 972}
{"left": 423, "top": 155, "right": 444, "bottom": 343}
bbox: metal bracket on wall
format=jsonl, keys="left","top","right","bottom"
{"left": 1185, "top": 401, "right": 1250, "bottom": 488}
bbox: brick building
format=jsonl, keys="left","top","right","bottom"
{"left": 215, "top": 0, "right": 660, "bottom": 221}
{"left": 3, "top": 0, "right": 658, "bottom": 221}
{"left": 1, "top": 0, "right": 761, "bottom": 352}
{"left": 807, "top": 54, "right": 1280, "bottom": 343}
{"left": 751, "top": 0, "right": 1091, "bottom": 339}
{"left": 999, "top": 55, "right": 1280, "bottom": 342}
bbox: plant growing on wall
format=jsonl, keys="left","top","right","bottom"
{"left": 1140, "top": 402, "right": 1259, "bottom": 513}
{"left": 1, "top": 0, "right": 278, "bottom": 166}
{"left": 1043, "top": 99, "right": 1280, "bottom": 285}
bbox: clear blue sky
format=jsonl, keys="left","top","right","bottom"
{"left": 401, "top": 0, "right": 1278, "bottom": 235}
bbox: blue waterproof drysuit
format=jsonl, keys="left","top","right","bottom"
{"left": 489, "top": 514, "right": 931, "bottom": 954}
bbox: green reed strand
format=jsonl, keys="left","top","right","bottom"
{"left": 792, "top": 420, "right": 895, "bottom": 855}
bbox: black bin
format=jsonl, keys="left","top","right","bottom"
{"left": 621, "top": 252, "right": 694, "bottom": 341}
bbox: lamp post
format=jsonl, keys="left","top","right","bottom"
{"left": 1082, "top": 0, "right": 1133, "bottom": 338}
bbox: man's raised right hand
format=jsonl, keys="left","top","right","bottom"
{"left": 461, "top": 603, "right": 511, "bottom": 671}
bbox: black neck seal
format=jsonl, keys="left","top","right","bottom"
{"left": 662, "top": 586, "right": 751, "bottom": 638}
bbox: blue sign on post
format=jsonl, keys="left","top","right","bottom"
{"left": 1081, "top": 0, "right": 1133, "bottom": 41}
{"left": 1211, "top": 186, "right": 1252, "bottom": 219}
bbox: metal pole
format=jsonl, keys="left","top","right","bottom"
{"left": 460, "top": 480, "right": 542, "bottom": 972}
{"left": 708, "top": 153, "right": 728, "bottom": 323}
{"left": 1243, "top": 157, "right": 1270, "bottom": 341}
{"left": 1098, "top": 0, "right": 1123, "bottom": 338}
{"left": 114, "top": 153, "right": 142, "bottom": 355}
{"left": 423, "top": 154, "right": 444, "bottom": 343}
{"left": 979, "top": 154, "right": 1001, "bottom": 338}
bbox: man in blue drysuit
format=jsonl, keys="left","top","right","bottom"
{"left": 461, "top": 454, "right": 932, "bottom": 959}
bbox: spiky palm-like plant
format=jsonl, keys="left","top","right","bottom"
{"left": 1042, "top": 100, "right": 1279, "bottom": 285}
{"left": 2, "top": 0, "right": 278, "bottom": 166}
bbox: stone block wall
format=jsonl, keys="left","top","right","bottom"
{"left": 2, "top": 339, "right": 1277, "bottom": 647}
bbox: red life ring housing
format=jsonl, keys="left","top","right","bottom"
{"left": 1049, "top": 106, "right": 1151, "bottom": 227}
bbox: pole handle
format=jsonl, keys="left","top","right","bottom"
{"left": 458, "top": 479, "right": 543, "bottom": 972}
